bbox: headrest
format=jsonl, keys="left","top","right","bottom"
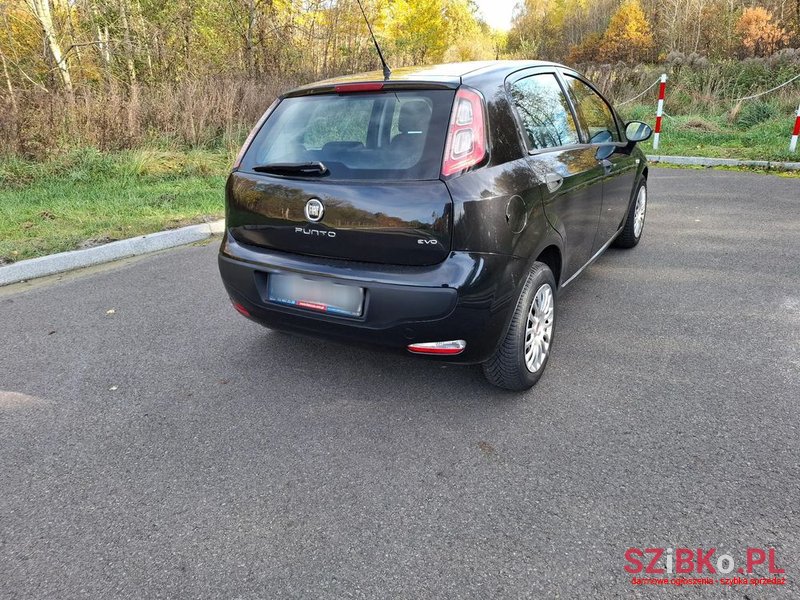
{"left": 398, "top": 100, "right": 432, "bottom": 134}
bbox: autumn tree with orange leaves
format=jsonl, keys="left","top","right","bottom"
{"left": 736, "top": 7, "right": 790, "bottom": 57}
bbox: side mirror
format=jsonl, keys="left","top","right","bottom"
{"left": 590, "top": 129, "right": 615, "bottom": 160}
{"left": 595, "top": 144, "right": 615, "bottom": 161}
{"left": 625, "top": 121, "right": 653, "bottom": 143}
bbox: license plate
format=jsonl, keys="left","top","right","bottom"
{"left": 268, "top": 273, "right": 364, "bottom": 318}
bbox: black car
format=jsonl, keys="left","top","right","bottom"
{"left": 218, "top": 60, "right": 652, "bottom": 390}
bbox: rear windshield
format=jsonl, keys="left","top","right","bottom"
{"left": 240, "top": 89, "right": 455, "bottom": 181}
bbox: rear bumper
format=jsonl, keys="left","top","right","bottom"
{"left": 218, "top": 234, "right": 529, "bottom": 364}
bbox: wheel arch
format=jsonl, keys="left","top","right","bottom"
{"left": 534, "top": 245, "right": 563, "bottom": 289}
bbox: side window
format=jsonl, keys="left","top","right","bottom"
{"left": 564, "top": 76, "right": 621, "bottom": 143}
{"left": 508, "top": 74, "right": 579, "bottom": 150}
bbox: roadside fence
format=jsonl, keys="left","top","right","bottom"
{"left": 616, "top": 71, "right": 800, "bottom": 153}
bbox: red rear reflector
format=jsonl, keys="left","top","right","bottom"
{"left": 297, "top": 300, "right": 327, "bottom": 312}
{"left": 442, "top": 88, "right": 487, "bottom": 177}
{"left": 231, "top": 301, "right": 251, "bottom": 317}
{"left": 335, "top": 82, "right": 384, "bottom": 93}
{"left": 407, "top": 340, "right": 467, "bottom": 355}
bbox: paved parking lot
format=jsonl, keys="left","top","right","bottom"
{"left": 1, "top": 168, "right": 798, "bottom": 598}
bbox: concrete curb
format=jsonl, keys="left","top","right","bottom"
{"left": 647, "top": 155, "right": 800, "bottom": 170}
{"left": 0, "top": 219, "right": 225, "bottom": 287}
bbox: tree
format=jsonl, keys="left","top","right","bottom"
{"left": 567, "top": 32, "right": 603, "bottom": 63}
{"left": 24, "top": 0, "right": 72, "bottom": 91}
{"left": 442, "top": 0, "right": 495, "bottom": 61}
{"left": 736, "top": 7, "right": 789, "bottom": 57}
{"left": 387, "top": 0, "right": 448, "bottom": 64}
{"left": 599, "top": 0, "right": 654, "bottom": 62}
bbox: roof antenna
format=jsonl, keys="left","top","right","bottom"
{"left": 355, "top": 0, "right": 391, "bottom": 80}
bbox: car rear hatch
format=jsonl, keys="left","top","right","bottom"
{"left": 228, "top": 87, "right": 456, "bottom": 267}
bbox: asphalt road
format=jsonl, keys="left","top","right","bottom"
{"left": 1, "top": 168, "right": 798, "bottom": 599}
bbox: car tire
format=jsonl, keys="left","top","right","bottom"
{"left": 614, "top": 178, "right": 647, "bottom": 249}
{"left": 482, "top": 262, "right": 556, "bottom": 391}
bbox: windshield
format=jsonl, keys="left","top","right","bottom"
{"left": 240, "top": 90, "right": 455, "bottom": 181}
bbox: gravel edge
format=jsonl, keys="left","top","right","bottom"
{"left": 646, "top": 155, "right": 800, "bottom": 170}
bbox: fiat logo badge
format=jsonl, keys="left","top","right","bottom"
{"left": 305, "top": 198, "right": 324, "bottom": 223}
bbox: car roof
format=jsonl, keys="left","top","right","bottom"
{"left": 284, "top": 60, "right": 565, "bottom": 96}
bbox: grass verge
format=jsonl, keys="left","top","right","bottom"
{"left": 2, "top": 113, "right": 797, "bottom": 266}
{"left": 0, "top": 148, "right": 228, "bottom": 264}
{"left": 621, "top": 103, "right": 800, "bottom": 162}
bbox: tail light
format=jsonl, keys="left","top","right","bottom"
{"left": 441, "top": 88, "right": 487, "bottom": 177}
{"left": 231, "top": 98, "right": 280, "bottom": 170}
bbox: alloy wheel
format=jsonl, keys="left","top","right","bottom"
{"left": 633, "top": 185, "right": 647, "bottom": 238}
{"left": 524, "top": 283, "right": 554, "bottom": 373}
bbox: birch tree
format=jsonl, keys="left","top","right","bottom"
{"left": 25, "top": 0, "right": 72, "bottom": 92}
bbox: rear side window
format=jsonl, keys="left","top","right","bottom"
{"left": 564, "top": 76, "right": 621, "bottom": 143}
{"left": 508, "top": 74, "right": 579, "bottom": 151}
{"left": 240, "top": 90, "right": 455, "bottom": 181}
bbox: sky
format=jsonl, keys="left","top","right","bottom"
{"left": 472, "top": 0, "right": 516, "bottom": 31}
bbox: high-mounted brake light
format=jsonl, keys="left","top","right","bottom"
{"left": 407, "top": 340, "right": 467, "bottom": 355}
{"left": 335, "top": 82, "right": 384, "bottom": 93}
{"left": 442, "top": 88, "right": 487, "bottom": 177}
{"left": 231, "top": 98, "right": 280, "bottom": 170}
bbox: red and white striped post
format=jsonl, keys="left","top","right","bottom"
{"left": 790, "top": 103, "right": 800, "bottom": 153}
{"left": 653, "top": 74, "right": 667, "bottom": 151}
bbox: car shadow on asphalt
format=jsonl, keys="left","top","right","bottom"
{"left": 231, "top": 326, "right": 537, "bottom": 409}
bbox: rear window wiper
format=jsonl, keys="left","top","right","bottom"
{"left": 251, "top": 161, "right": 329, "bottom": 176}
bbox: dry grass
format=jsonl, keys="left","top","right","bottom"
{"left": 683, "top": 118, "right": 720, "bottom": 132}
{"left": 0, "top": 77, "right": 299, "bottom": 160}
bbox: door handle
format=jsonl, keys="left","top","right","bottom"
{"left": 544, "top": 172, "right": 563, "bottom": 193}
{"left": 600, "top": 159, "right": 613, "bottom": 176}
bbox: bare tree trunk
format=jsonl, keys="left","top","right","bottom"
{"left": 119, "top": 0, "right": 138, "bottom": 87}
{"left": 25, "top": 0, "right": 73, "bottom": 93}
{"left": 66, "top": 4, "right": 83, "bottom": 67}
{"left": 245, "top": 0, "right": 257, "bottom": 75}
{"left": 119, "top": 0, "right": 140, "bottom": 138}
{"left": 135, "top": 0, "right": 154, "bottom": 80}
{"left": 87, "top": 2, "right": 111, "bottom": 70}
{"left": 693, "top": 0, "right": 704, "bottom": 52}
{"left": 0, "top": 49, "right": 17, "bottom": 113}
{"left": 98, "top": 13, "right": 111, "bottom": 68}
{"left": 796, "top": 0, "right": 800, "bottom": 36}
